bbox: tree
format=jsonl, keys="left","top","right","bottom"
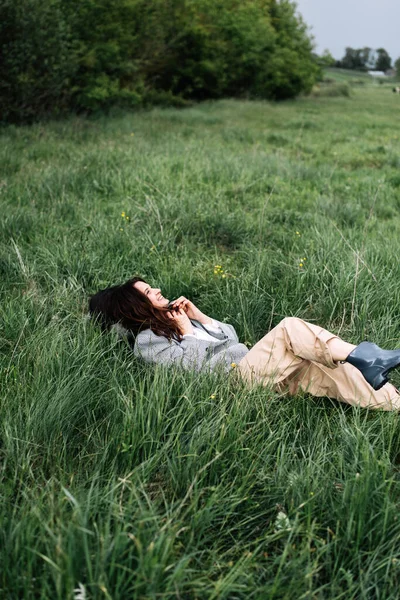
{"left": 360, "top": 47, "right": 375, "bottom": 70}
{"left": 140, "top": 0, "right": 319, "bottom": 101}
{"left": 0, "top": 0, "right": 320, "bottom": 122}
{"left": 0, "top": 0, "right": 77, "bottom": 123}
{"left": 395, "top": 57, "right": 400, "bottom": 78}
{"left": 340, "top": 48, "right": 358, "bottom": 70}
{"left": 338, "top": 46, "right": 393, "bottom": 72}
{"left": 339, "top": 47, "right": 369, "bottom": 71}
{"left": 375, "top": 48, "right": 391, "bottom": 72}
{"left": 318, "top": 49, "right": 335, "bottom": 67}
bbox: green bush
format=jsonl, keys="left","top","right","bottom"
{"left": 349, "top": 78, "right": 367, "bottom": 86}
{"left": 0, "top": 0, "right": 319, "bottom": 123}
{"left": 64, "top": 0, "right": 147, "bottom": 112}
{"left": 311, "top": 83, "right": 351, "bottom": 98}
{"left": 0, "top": 0, "right": 77, "bottom": 122}
{"left": 148, "top": 0, "right": 318, "bottom": 101}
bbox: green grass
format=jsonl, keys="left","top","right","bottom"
{"left": 323, "top": 67, "right": 398, "bottom": 88}
{"left": 324, "top": 68, "right": 374, "bottom": 83}
{"left": 2, "top": 85, "right": 400, "bottom": 598}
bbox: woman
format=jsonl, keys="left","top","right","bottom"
{"left": 89, "top": 277, "right": 400, "bottom": 411}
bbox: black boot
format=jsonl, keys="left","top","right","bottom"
{"left": 346, "top": 341, "right": 400, "bottom": 391}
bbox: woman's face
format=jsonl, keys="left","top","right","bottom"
{"left": 134, "top": 281, "right": 169, "bottom": 308}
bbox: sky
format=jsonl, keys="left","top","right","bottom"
{"left": 294, "top": 0, "right": 400, "bottom": 63}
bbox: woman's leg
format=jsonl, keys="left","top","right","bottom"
{"left": 326, "top": 337, "right": 356, "bottom": 361}
{"left": 238, "top": 317, "right": 400, "bottom": 410}
{"left": 238, "top": 317, "right": 339, "bottom": 384}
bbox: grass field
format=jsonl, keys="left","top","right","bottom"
{"left": 2, "top": 82, "right": 400, "bottom": 599}
{"left": 324, "top": 68, "right": 377, "bottom": 83}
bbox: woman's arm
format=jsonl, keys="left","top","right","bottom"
{"left": 169, "top": 297, "right": 239, "bottom": 341}
{"left": 206, "top": 319, "right": 239, "bottom": 343}
{"left": 168, "top": 297, "right": 212, "bottom": 325}
{"left": 133, "top": 329, "right": 212, "bottom": 371}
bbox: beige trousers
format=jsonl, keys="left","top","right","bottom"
{"left": 238, "top": 317, "right": 400, "bottom": 411}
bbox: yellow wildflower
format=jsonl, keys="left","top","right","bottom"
{"left": 210, "top": 394, "right": 216, "bottom": 399}
{"left": 121, "top": 212, "right": 125, "bottom": 217}
{"left": 299, "top": 263, "right": 303, "bottom": 267}
{"left": 214, "top": 265, "right": 225, "bottom": 276}
{"left": 231, "top": 362, "right": 237, "bottom": 368}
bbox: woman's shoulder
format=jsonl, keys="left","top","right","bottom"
{"left": 135, "top": 327, "right": 173, "bottom": 348}
{"left": 133, "top": 328, "right": 180, "bottom": 362}
{"left": 110, "top": 323, "right": 167, "bottom": 349}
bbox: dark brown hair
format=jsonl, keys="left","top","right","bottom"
{"left": 89, "top": 277, "right": 182, "bottom": 340}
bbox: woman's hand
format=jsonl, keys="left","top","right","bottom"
{"left": 168, "top": 297, "right": 212, "bottom": 324}
{"left": 166, "top": 307, "right": 193, "bottom": 336}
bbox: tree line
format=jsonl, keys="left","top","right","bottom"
{"left": 318, "top": 47, "right": 399, "bottom": 74}
{"left": 336, "top": 47, "right": 394, "bottom": 72}
{"left": 0, "top": 0, "right": 319, "bottom": 124}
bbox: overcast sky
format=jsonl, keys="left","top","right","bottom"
{"left": 295, "top": 0, "right": 400, "bottom": 63}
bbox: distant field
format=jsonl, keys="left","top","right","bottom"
{"left": 325, "top": 67, "right": 376, "bottom": 82}
{"left": 324, "top": 67, "right": 398, "bottom": 86}
{"left": 2, "top": 85, "right": 400, "bottom": 598}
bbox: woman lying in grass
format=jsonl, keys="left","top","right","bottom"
{"left": 89, "top": 277, "right": 400, "bottom": 411}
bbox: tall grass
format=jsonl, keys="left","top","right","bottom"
{"left": 2, "top": 86, "right": 400, "bottom": 598}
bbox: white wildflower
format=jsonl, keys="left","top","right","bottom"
{"left": 74, "top": 583, "right": 87, "bottom": 600}
{"left": 274, "top": 511, "right": 291, "bottom": 532}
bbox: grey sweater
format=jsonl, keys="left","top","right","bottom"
{"left": 131, "top": 318, "right": 249, "bottom": 373}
